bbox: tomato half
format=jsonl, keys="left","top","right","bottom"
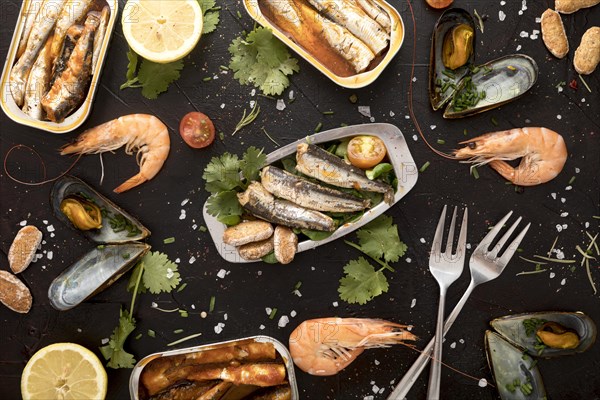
{"left": 179, "top": 112, "right": 215, "bottom": 149}
{"left": 347, "top": 136, "right": 387, "bottom": 169}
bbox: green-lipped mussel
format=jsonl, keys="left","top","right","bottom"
{"left": 490, "top": 311, "right": 596, "bottom": 358}
{"left": 51, "top": 175, "right": 150, "bottom": 243}
{"left": 442, "top": 23, "right": 474, "bottom": 70}
{"left": 48, "top": 243, "right": 150, "bottom": 311}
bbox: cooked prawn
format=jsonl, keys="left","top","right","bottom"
{"left": 454, "top": 127, "right": 568, "bottom": 186}
{"left": 288, "top": 317, "right": 417, "bottom": 376}
{"left": 61, "top": 114, "right": 170, "bottom": 193}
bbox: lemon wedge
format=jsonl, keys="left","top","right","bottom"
{"left": 21, "top": 343, "right": 108, "bottom": 400}
{"left": 122, "top": 0, "right": 203, "bottom": 63}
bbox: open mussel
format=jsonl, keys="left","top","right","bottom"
{"left": 51, "top": 176, "right": 150, "bottom": 243}
{"left": 443, "top": 54, "right": 538, "bottom": 118}
{"left": 485, "top": 331, "right": 547, "bottom": 400}
{"left": 48, "top": 243, "right": 150, "bottom": 311}
{"left": 429, "top": 8, "right": 476, "bottom": 110}
{"left": 490, "top": 311, "right": 596, "bottom": 358}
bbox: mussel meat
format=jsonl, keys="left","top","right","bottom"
{"left": 429, "top": 8, "right": 476, "bottom": 110}
{"left": 48, "top": 243, "right": 150, "bottom": 311}
{"left": 490, "top": 311, "right": 596, "bottom": 358}
{"left": 442, "top": 23, "right": 473, "bottom": 70}
{"left": 51, "top": 176, "right": 150, "bottom": 243}
{"left": 60, "top": 195, "right": 103, "bottom": 230}
{"left": 485, "top": 330, "right": 547, "bottom": 400}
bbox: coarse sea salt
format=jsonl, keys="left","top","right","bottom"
{"left": 181, "top": 199, "right": 189, "bottom": 206}
{"left": 560, "top": 212, "right": 569, "bottom": 217}
{"left": 500, "top": 0, "right": 506, "bottom": 5}
{"left": 188, "top": 257, "right": 196, "bottom": 264}
{"left": 389, "top": 111, "right": 395, "bottom": 117}
{"left": 561, "top": 278, "right": 566, "bottom": 285}
{"left": 332, "top": 301, "right": 339, "bottom": 307}
{"left": 19, "top": 220, "right": 27, "bottom": 226}
{"left": 410, "top": 298, "right": 417, "bottom": 308}
{"left": 278, "top": 315, "right": 289, "bottom": 328}
{"left": 276, "top": 99, "right": 286, "bottom": 111}
{"left": 47, "top": 225, "right": 55, "bottom": 232}
{"left": 259, "top": 324, "right": 265, "bottom": 330}
{"left": 520, "top": 31, "right": 529, "bottom": 38}
{"left": 550, "top": 272, "right": 556, "bottom": 279}
{"left": 412, "top": 134, "right": 418, "bottom": 141}
{"left": 290, "top": 310, "right": 297, "bottom": 317}
{"left": 499, "top": 10, "right": 506, "bottom": 21}
{"left": 358, "top": 106, "right": 371, "bottom": 118}
{"left": 217, "top": 269, "right": 227, "bottom": 279}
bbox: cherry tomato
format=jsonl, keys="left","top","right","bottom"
{"left": 426, "top": 0, "right": 453, "bottom": 9}
{"left": 347, "top": 136, "right": 387, "bottom": 169}
{"left": 179, "top": 112, "right": 215, "bottom": 149}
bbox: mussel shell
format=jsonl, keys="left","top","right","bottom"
{"left": 443, "top": 54, "right": 538, "bottom": 118}
{"left": 51, "top": 175, "right": 150, "bottom": 243}
{"left": 485, "top": 330, "right": 547, "bottom": 400}
{"left": 48, "top": 243, "right": 150, "bottom": 311}
{"left": 429, "top": 8, "right": 476, "bottom": 110}
{"left": 490, "top": 311, "right": 596, "bottom": 358}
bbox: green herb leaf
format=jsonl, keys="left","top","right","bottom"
{"left": 366, "top": 163, "right": 393, "bottom": 180}
{"left": 261, "top": 251, "right": 278, "bottom": 264}
{"left": 99, "top": 309, "right": 137, "bottom": 369}
{"left": 356, "top": 215, "right": 406, "bottom": 263}
{"left": 127, "top": 263, "right": 147, "bottom": 294}
{"left": 199, "top": 0, "right": 220, "bottom": 34}
{"left": 137, "top": 58, "right": 184, "bottom": 100}
{"left": 206, "top": 190, "right": 242, "bottom": 220}
{"left": 202, "top": 153, "right": 242, "bottom": 193}
{"left": 338, "top": 257, "right": 389, "bottom": 305}
{"left": 240, "top": 146, "right": 266, "bottom": 182}
{"left": 140, "top": 251, "right": 181, "bottom": 294}
{"left": 125, "top": 48, "right": 138, "bottom": 82}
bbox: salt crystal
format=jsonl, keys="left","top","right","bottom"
{"left": 77, "top": 328, "right": 82, "bottom": 333}
{"left": 50, "top": 232, "right": 55, "bottom": 237}
{"left": 450, "top": 342, "right": 456, "bottom": 349}
{"left": 19, "top": 220, "right": 27, "bottom": 226}
{"left": 151, "top": 302, "right": 158, "bottom": 308}
{"left": 251, "top": 89, "right": 256, "bottom": 96}
{"left": 265, "top": 307, "right": 272, "bottom": 315}
{"left": 47, "top": 251, "right": 53, "bottom": 260}
{"left": 406, "top": 257, "right": 412, "bottom": 263}
{"left": 332, "top": 302, "right": 339, "bottom": 307}
{"left": 560, "top": 212, "right": 569, "bottom": 217}
{"left": 259, "top": 324, "right": 265, "bottom": 330}
{"left": 181, "top": 199, "right": 189, "bottom": 206}
{"left": 364, "top": 396, "right": 374, "bottom": 400}
{"left": 556, "top": 224, "right": 563, "bottom": 232}
{"left": 175, "top": 258, "right": 181, "bottom": 263}
{"left": 575, "top": 168, "right": 580, "bottom": 173}
{"left": 585, "top": 222, "right": 590, "bottom": 228}
{"left": 257, "top": 271, "right": 262, "bottom": 276}
{"left": 532, "top": 29, "right": 539, "bottom": 35}
{"left": 558, "top": 86, "right": 564, "bottom": 93}
{"left": 551, "top": 193, "right": 557, "bottom": 199}
{"left": 520, "top": 31, "right": 529, "bottom": 38}
{"left": 101, "top": 338, "right": 109, "bottom": 345}
{"left": 561, "top": 198, "right": 566, "bottom": 203}
{"left": 290, "top": 310, "right": 297, "bottom": 317}
{"left": 412, "top": 77, "right": 417, "bottom": 82}
{"left": 358, "top": 106, "right": 371, "bottom": 117}
{"left": 369, "top": 117, "right": 375, "bottom": 123}
{"left": 459, "top": 338, "right": 465, "bottom": 344}
{"left": 189, "top": 257, "right": 196, "bottom": 264}
{"left": 581, "top": 98, "right": 586, "bottom": 103}
{"left": 179, "top": 210, "right": 186, "bottom": 220}
{"left": 250, "top": 100, "right": 256, "bottom": 108}
{"left": 47, "top": 225, "right": 55, "bottom": 232}
{"left": 214, "top": 323, "right": 225, "bottom": 334}
{"left": 518, "top": 10, "right": 523, "bottom": 15}
{"left": 466, "top": 243, "right": 472, "bottom": 249}
{"left": 405, "top": 115, "right": 410, "bottom": 119}
{"left": 565, "top": 185, "right": 572, "bottom": 191}
{"left": 410, "top": 298, "right": 417, "bottom": 308}
{"left": 562, "top": 224, "right": 568, "bottom": 230}
{"left": 500, "top": 0, "right": 506, "bottom": 5}
{"left": 379, "top": 388, "right": 385, "bottom": 394}
{"left": 276, "top": 99, "right": 286, "bottom": 111}
{"left": 217, "top": 269, "right": 227, "bottom": 279}
{"left": 550, "top": 272, "right": 556, "bottom": 279}
{"left": 278, "top": 315, "right": 289, "bottom": 328}
{"left": 288, "top": 90, "right": 294, "bottom": 100}
{"left": 561, "top": 278, "right": 566, "bottom": 285}
{"left": 420, "top": 237, "right": 426, "bottom": 243}
{"left": 166, "top": 268, "right": 174, "bottom": 279}
{"left": 389, "top": 111, "right": 395, "bottom": 117}
{"left": 293, "top": 290, "right": 302, "bottom": 297}
{"left": 191, "top": 304, "right": 196, "bottom": 310}
{"left": 224, "top": 313, "right": 228, "bottom": 321}
{"left": 192, "top": 224, "right": 197, "bottom": 230}
{"left": 557, "top": 115, "right": 562, "bottom": 120}
{"left": 430, "top": 125, "right": 436, "bottom": 130}
{"left": 43, "top": 220, "right": 48, "bottom": 224}
{"left": 530, "top": 33, "right": 538, "bottom": 40}
{"left": 374, "top": 359, "right": 380, "bottom": 365}
{"left": 499, "top": 10, "right": 506, "bottom": 21}
{"left": 535, "top": 17, "right": 541, "bottom": 23}
{"left": 372, "top": 385, "right": 380, "bottom": 394}
{"left": 412, "top": 134, "right": 418, "bottom": 141}
{"left": 479, "top": 378, "right": 488, "bottom": 387}
{"left": 220, "top": 103, "right": 225, "bottom": 109}
{"left": 556, "top": 250, "right": 565, "bottom": 260}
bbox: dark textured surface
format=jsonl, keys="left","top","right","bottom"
{"left": 1, "top": 0, "right": 599, "bottom": 399}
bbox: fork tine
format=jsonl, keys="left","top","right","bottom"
{"left": 431, "top": 205, "right": 447, "bottom": 256}
{"left": 474, "top": 210, "right": 513, "bottom": 253}
{"left": 456, "top": 208, "right": 468, "bottom": 259}
{"left": 445, "top": 207, "right": 458, "bottom": 256}
{"left": 487, "top": 216, "right": 522, "bottom": 259}
{"left": 497, "top": 223, "right": 531, "bottom": 266}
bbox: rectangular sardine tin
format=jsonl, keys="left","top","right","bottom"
{"left": 243, "top": 0, "right": 405, "bottom": 88}
{"left": 129, "top": 335, "right": 299, "bottom": 400}
{"left": 0, "top": 0, "right": 118, "bottom": 133}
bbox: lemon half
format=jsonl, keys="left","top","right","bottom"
{"left": 122, "top": 0, "right": 203, "bottom": 63}
{"left": 21, "top": 342, "right": 108, "bottom": 400}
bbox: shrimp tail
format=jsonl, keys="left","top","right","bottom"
{"left": 114, "top": 173, "right": 147, "bottom": 193}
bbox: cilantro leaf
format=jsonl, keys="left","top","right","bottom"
{"left": 206, "top": 190, "right": 242, "bottom": 218}
{"left": 356, "top": 215, "right": 407, "bottom": 263}
{"left": 125, "top": 48, "right": 138, "bottom": 81}
{"left": 199, "top": 0, "right": 219, "bottom": 34}
{"left": 127, "top": 262, "right": 147, "bottom": 294}
{"left": 140, "top": 252, "right": 181, "bottom": 294}
{"left": 202, "top": 153, "right": 241, "bottom": 194}
{"left": 99, "top": 309, "right": 137, "bottom": 369}
{"left": 228, "top": 27, "right": 299, "bottom": 95}
{"left": 338, "top": 257, "right": 389, "bottom": 305}
{"left": 240, "top": 146, "right": 266, "bottom": 182}
{"left": 137, "top": 58, "right": 184, "bottom": 99}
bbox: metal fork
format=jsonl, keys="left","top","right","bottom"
{"left": 426, "top": 206, "right": 468, "bottom": 400}
{"left": 387, "top": 211, "right": 531, "bottom": 400}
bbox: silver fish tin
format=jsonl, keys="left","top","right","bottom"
{"left": 243, "top": 0, "right": 404, "bottom": 88}
{"left": 203, "top": 123, "right": 419, "bottom": 263}
{"left": 0, "top": 0, "right": 117, "bottom": 133}
{"left": 129, "top": 335, "right": 299, "bottom": 400}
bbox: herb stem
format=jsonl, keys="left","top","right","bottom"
{"left": 515, "top": 269, "right": 547, "bottom": 276}
{"left": 167, "top": 332, "right": 202, "bottom": 347}
{"left": 519, "top": 256, "right": 548, "bottom": 265}
{"left": 232, "top": 103, "right": 260, "bottom": 135}
{"left": 261, "top": 127, "right": 280, "bottom": 146}
{"left": 344, "top": 240, "right": 395, "bottom": 272}
{"left": 532, "top": 255, "right": 576, "bottom": 264}
{"left": 579, "top": 74, "right": 592, "bottom": 93}
{"left": 129, "top": 262, "right": 144, "bottom": 319}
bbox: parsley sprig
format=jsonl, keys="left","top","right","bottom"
{"left": 339, "top": 215, "right": 408, "bottom": 304}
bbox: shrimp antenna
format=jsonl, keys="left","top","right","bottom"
{"left": 4, "top": 144, "right": 83, "bottom": 185}
{"left": 406, "top": 0, "right": 456, "bottom": 161}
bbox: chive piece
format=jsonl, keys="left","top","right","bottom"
{"left": 491, "top": 117, "right": 498, "bottom": 126}
{"left": 173, "top": 329, "right": 184, "bottom": 334}
{"left": 236, "top": 10, "right": 242, "bottom": 18}
{"left": 322, "top": 111, "right": 334, "bottom": 115}
{"left": 97, "top": 245, "right": 105, "bottom": 249}
{"left": 463, "top": 129, "right": 468, "bottom": 136}
{"left": 203, "top": 77, "right": 212, "bottom": 82}
{"left": 209, "top": 296, "right": 216, "bottom": 312}
{"left": 340, "top": 123, "right": 348, "bottom": 127}
{"left": 147, "top": 329, "right": 156, "bottom": 338}
{"left": 177, "top": 283, "right": 187, "bottom": 293}
{"left": 437, "top": 139, "right": 445, "bottom": 145}
{"left": 293, "top": 281, "right": 302, "bottom": 291}
{"left": 568, "top": 176, "right": 576, "bottom": 185}
{"left": 199, "top": 225, "right": 208, "bottom": 232}
{"left": 349, "top": 94, "right": 358, "bottom": 103}
{"left": 135, "top": 333, "right": 142, "bottom": 340}
{"left": 167, "top": 332, "right": 202, "bottom": 347}
{"left": 218, "top": 132, "right": 224, "bottom": 141}
{"left": 269, "top": 308, "right": 278, "bottom": 319}
{"left": 219, "top": 65, "right": 229, "bottom": 71}
{"left": 179, "top": 309, "right": 189, "bottom": 318}
{"left": 314, "top": 122, "right": 323, "bottom": 132}
{"left": 471, "top": 66, "right": 480, "bottom": 74}
{"left": 442, "top": 69, "right": 455, "bottom": 79}
{"left": 471, "top": 166, "right": 480, "bottom": 179}
{"left": 515, "top": 268, "right": 547, "bottom": 276}
{"left": 579, "top": 74, "right": 592, "bottom": 93}
{"left": 163, "top": 237, "right": 175, "bottom": 244}
{"left": 419, "top": 161, "right": 430, "bottom": 173}
{"left": 122, "top": 253, "right": 130, "bottom": 259}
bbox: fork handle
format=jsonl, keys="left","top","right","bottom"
{"left": 387, "top": 280, "right": 477, "bottom": 400}
{"left": 426, "top": 290, "right": 446, "bottom": 399}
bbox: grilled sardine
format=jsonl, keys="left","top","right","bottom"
{"left": 16, "top": 0, "right": 43, "bottom": 58}
{"left": 42, "top": 11, "right": 99, "bottom": 122}
{"left": 356, "top": 0, "right": 391, "bottom": 34}
{"left": 261, "top": 0, "right": 375, "bottom": 73}
{"left": 22, "top": 35, "right": 53, "bottom": 120}
{"left": 10, "top": 0, "right": 67, "bottom": 106}
{"left": 238, "top": 182, "right": 336, "bottom": 232}
{"left": 49, "top": 0, "right": 94, "bottom": 62}
{"left": 49, "top": 24, "right": 83, "bottom": 88}
{"left": 261, "top": 166, "right": 370, "bottom": 212}
{"left": 296, "top": 143, "right": 394, "bottom": 204}
{"left": 307, "top": 0, "right": 389, "bottom": 54}
{"left": 92, "top": 6, "right": 110, "bottom": 74}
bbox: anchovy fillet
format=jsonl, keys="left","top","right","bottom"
{"left": 238, "top": 182, "right": 336, "bottom": 232}
{"left": 22, "top": 35, "right": 53, "bottom": 120}
{"left": 42, "top": 11, "right": 99, "bottom": 123}
{"left": 355, "top": 0, "right": 391, "bottom": 34}
{"left": 307, "top": 0, "right": 389, "bottom": 54}
{"left": 10, "top": 0, "right": 67, "bottom": 106}
{"left": 49, "top": 0, "right": 94, "bottom": 62}
{"left": 92, "top": 6, "right": 110, "bottom": 74}
{"left": 261, "top": 0, "right": 375, "bottom": 73}
{"left": 17, "top": 0, "right": 43, "bottom": 58}
{"left": 261, "top": 166, "right": 370, "bottom": 212}
{"left": 49, "top": 24, "right": 83, "bottom": 88}
{"left": 296, "top": 143, "right": 394, "bottom": 205}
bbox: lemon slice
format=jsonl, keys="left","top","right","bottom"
{"left": 122, "top": 0, "right": 203, "bottom": 63}
{"left": 21, "top": 343, "right": 108, "bottom": 400}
